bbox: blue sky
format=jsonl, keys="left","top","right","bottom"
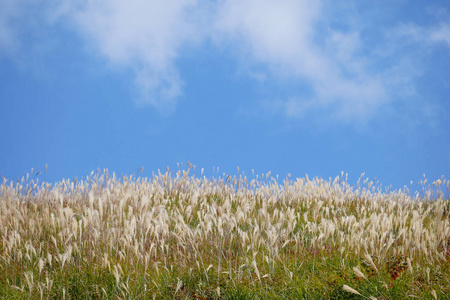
{"left": 1, "top": 0, "right": 449, "bottom": 193}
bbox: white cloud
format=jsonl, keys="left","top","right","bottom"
{"left": 53, "top": 0, "right": 206, "bottom": 111}
{"left": 431, "top": 24, "right": 450, "bottom": 48}
{"left": 370, "top": 20, "right": 450, "bottom": 127}
{"left": 218, "top": 1, "right": 450, "bottom": 124}
{"left": 385, "top": 21, "right": 450, "bottom": 51}
{"left": 215, "top": 0, "right": 321, "bottom": 66}
{"left": 215, "top": 0, "right": 389, "bottom": 123}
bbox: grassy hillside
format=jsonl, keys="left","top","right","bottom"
{"left": 0, "top": 166, "right": 449, "bottom": 299}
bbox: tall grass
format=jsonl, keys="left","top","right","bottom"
{"left": 0, "top": 165, "right": 449, "bottom": 299}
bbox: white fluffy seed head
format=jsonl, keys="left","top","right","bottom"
{"left": 343, "top": 284, "right": 361, "bottom": 296}
{"left": 364, "top": 253, "right": 378, "bottom": 274}
{"left": 353, "top": 267, "right": 366, "bottom": 279}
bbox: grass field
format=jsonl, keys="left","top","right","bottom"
{"left": 0, "top": 165, "right": 449, "bottom": 299}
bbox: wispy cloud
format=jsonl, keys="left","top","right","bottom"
{"left": 0, "top": 0, "right": 33, "bottom": 57}
{"left": 214, "top": 0, "right": 391, "bottom": 123}
{"left": 213, "top": 1, "right": 450, "bottom": 125}
{"left": 430, "top": 24, "right": 450, "bottom": 48}
{"left": 376, "top": 20, "right": 450, "bottom": 126}
{"left": 386, "top": 22, "right": 450, "bottom": 50}
{"left": 52, "top": 0, "right": 208, "bottom": 111}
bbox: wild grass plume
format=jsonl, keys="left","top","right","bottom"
{"left": 0, "top": 165, "right": 449, "bottom": 299}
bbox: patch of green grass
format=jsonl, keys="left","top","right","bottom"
{"left": 1, "top": 168, "right": 449, "bottom": 299}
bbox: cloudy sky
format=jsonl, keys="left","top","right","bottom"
{"left": 1, "top": 0, "right": 449, "bottom": 192}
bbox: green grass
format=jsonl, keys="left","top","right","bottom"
{"left": 0, "top": 166, "right": 449, "bottom": 299}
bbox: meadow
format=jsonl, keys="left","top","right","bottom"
{"left": 0, "top": 165, "right": 449, "bottom": 299}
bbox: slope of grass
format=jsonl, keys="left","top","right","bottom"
{"left": 0, "top": 166, "right": 449, "bottom": 299}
